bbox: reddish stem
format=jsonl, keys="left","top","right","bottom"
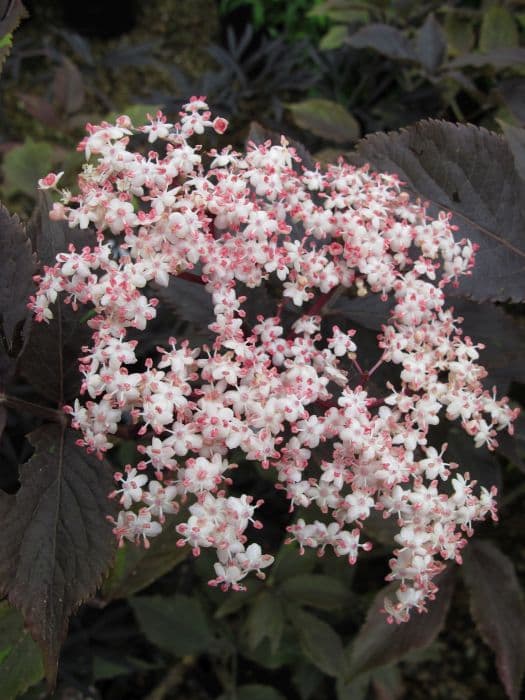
{"left": 177, "top": 271, "right": 206, "bottom": 285}
{"left": 306, "top": 285, "right": 339, "bottom": 318}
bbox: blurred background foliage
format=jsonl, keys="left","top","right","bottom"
{"left": 0, "top": 1, "right": 525, "bottom": 699}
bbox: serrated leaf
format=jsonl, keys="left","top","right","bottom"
{"left": 348, "top": 567, "right": 455, "bottom": 678}
{"left": 287, "top": 99, "right": 360, "bottom": 144}
{"left": 0, "top": 601, "right": 44, "bottom": 700}
{"left": 131, "top": 594, "right": 214, "bottom": 656}
{"left": 346, "top": 23, "right": 415, "bottom": 61}
{"left": 246, "top": 592, "right": 284, "bottom": 652}
{"left": 101, "top": 517, "right": 187, "bottom": 600}
{"left": 0, "top": 0, "right": 26, "bottom": 72}
{"left": 416, "top": 14, "right": 446, "bottom": 73}
{"left": 0, "top": 204, "right": 34, "bottom": 389}
{"left": 0, "top": 424, "right": 117, "bottom": 685}
{"left": 462, "top": 540, "right": 525, "bottom": 700}
{"left": 351, "top": 120, "right": 525, "bottom": 302}
{"left": 290, "top": 607, "right": 347, "bottom": 678}
{"left": 499, "top": 122, "right": 525, "bottom": 183}
{"left": 2, "top": 140, "right": 54, "bottom": 199}
{"left": 479, "top": 6, "right": 518, "bottom": 53}
{"left": 280, "top": 574, "right": 349, "bottom": 610}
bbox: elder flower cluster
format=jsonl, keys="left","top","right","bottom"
{"left": 31, "top": 98, "right": 517, "bottom": 622}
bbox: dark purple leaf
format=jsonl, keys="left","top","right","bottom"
{"left": 17, "top": 93, "right": 59, "bottom": 128}
{"left": 451, "top": 299, "right": 525, "bottom": 393}
{"left": 0, "top": 204, "right": 35, "bottom": 391}
{"left": 462, "top": 540, "right": 525, "bottom": 700}
{"left": 497, "top": 412, "right": 525, "bottom": 473}
{"left": 416, "top": 14, "right": 446, "bottom": 73}
{"left": 20, "top": 194, "right": 94, "bottom": 403}
{"left": 0, "top": 0, "right": 27, "bottom": 35}
{"left": 346, "top": 24, "right": 416, "bottom": 61}
{"left": 445, "top": 426, "right": 501, "bottom": 493}
{"left": 498, "top": 78, "right": 525, "bottom": 124}
{"left": 247, "top": 121, "right": 315, "bottom": 169}
{"left": 348, "top": 567, "right": 455, "bottom": 677}
{"left": 499, "top": 122, "right": 525, "bottom": 183}
{"left": 52, "top": 58, "right": 85, "bottom": 115}
{"left": 351, "top": 121, "right": 525, "bottom": 302}
{"left": 0, "top": 424, "right": 117, "bottom": 685}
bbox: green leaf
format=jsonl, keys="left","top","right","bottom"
{"left": 270, "top": 543, "right": 317, "bottom": 583}
{"left": 289, "top": 607, "right": 347, "bottom": 678}
{"left": 2, "top": 140, "right": 54, "bottom": 199}
{"left": 479, "top": 6, "right": 518, "bottom": 53}
{"left": 0, "top": 602, "right": 44, "bottom": 700}
{"left": 233, "top": 684, "right": 286, "bottom": 700}
{"left": 347, "top": 567, "right": 455, "bottom": 678}
{"left": 444, "top": 14, "right": 475, "bottom": 56}
{"left": 0, "top": 204, "right": 34, "bottom": 392}
{"left": 101, "top": 517, "right": 187, "bottom": 600}
{"left": 292, "top": 660, "right": 324, "bottom": 700}
{"left": 105, "top": 104, "right": 162, "bottom": 125}
{"left": 351, "top": 120, "right": 525, "bottom": 302}
{"left": 131, "top": 594, "right": 214, "bottom": 656}
{"left": 416, "top": 14, "right": 446, "bottom": 73}
{"left": 346, "top": 23, "right": 415, "bottom": 61}
{"left": 287, "top": 99, "right": 360, "bottom": 144}
{"left": 462, "top": 541, "right": 525, "bottom": 700}
{"left": 336, "top": 672, "right": 370, "bottom": 700}
{"left": 246, "top": 592, "right": 284, "bottom": 652}
{"left": 280, "top": 574, "right": 350, "bottom": 610}
{"left": 0, "top": 425, "right": 117, "bottom": 686}
{"left": 319, "top": 25, "right": 347, "bottom": 50}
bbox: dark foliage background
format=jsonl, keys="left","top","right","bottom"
{"left": 0, "top": 1, "right": 524, "bottom": 699}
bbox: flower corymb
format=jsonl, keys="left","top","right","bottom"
{"left": 30, "top": 98, "right": 518, "bottom": 622}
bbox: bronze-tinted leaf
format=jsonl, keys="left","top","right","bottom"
{"left": 346, "top": 23, "right": 415, "bottom": 61}
{"left": 0, "top": 424, "right": 117, "bottom": 684}
{"left": 348, "top": 567, "right": 455, "bottom": 677}
{"left": 462, "top": 540, "right": 525, "bottom": 700}
{"left": 351, "top": 121, "right": 525, "bottom": 302}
